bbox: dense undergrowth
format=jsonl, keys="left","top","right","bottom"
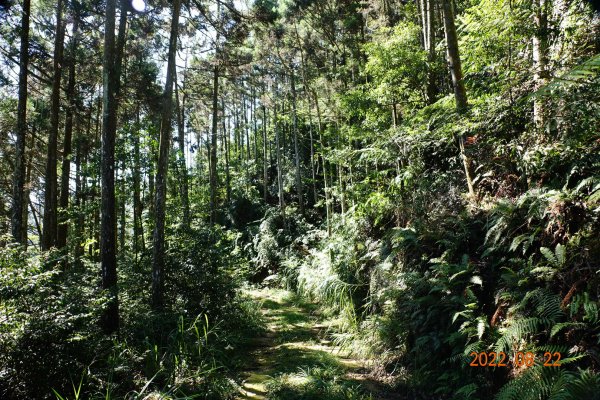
{"left": 250, "top": 148, "right": 600, "bottom": 398}
{"left": 246, "top": 44, "right": 600, "bottom": 400}
{"left": 0, "top": 228, "right": 263, "bottom": 399}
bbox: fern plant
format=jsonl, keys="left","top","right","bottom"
{"left": 496, "top": 366, "right": 600, "bottom": 400}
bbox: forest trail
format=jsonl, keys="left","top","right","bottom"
{"left": 236, "top": 288, "right": 391, "bottom": 400}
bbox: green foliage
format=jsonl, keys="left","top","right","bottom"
{"left": 266, "top": 365, "right": 371, "bottom": 400}
{"left": 363, "top": 22, "right": 428, "bottom": 108}
{"left": 495, "top": 367, "right": 600, "bottom": 400}
{"left": 0, "top": 230, "right": 262, "bottom": 399}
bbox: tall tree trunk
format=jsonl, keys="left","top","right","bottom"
{"left": 441, "top": 0, "right": 475, "bottom": 198}
{"left": 209, "top": 64, "right": 219, "bottom": 226}
{"left": 100, "top": 0, "right": 119, "bottom": 334}
{"left": 118, "top": 164, "right": 126, "bottom": 253}
{"left": 290, "top": 69, "right": 304, "bottom": 215}
{"left": 307, "top": 110, "right": 318, "bottom": 206}
{"left": 133, "top": 106, "right": 144, "bottom": 259}
{"left": 42, "top": 0, "right": 65, "bottom": 250}
{"left": 234, "top": 101, "right": 240, "bottom": 162}
{"left": 296, "top": 39, "right": 318, "bottom": 207}
{"left": 114, "top": 0, "right": 128, "bottom": 96}
{"left": 57, "top": 9, "right": 80, "bottom": 250}
{"left": 74, "top": 102, "right": 91, "bottom": 265}
{"left": 11, "top": 0, "right": 31, "bottom": 245}
{"left": 253, "top": 89, "right": 258, "bottom": 165}
{"left": 420, "top": 0, "right": 428, "bottom": 49}
{"left": 91, "top": 95, "right": 100, "bottom": 259}
{"left": 244, "top": 94, "right": 250, "bottom": 165}
{"left": 274, "top": 102, "right": 286, "bottom": 224}
{"left": 175, "top": 72, "right": 190, "bottom": 227}
{"left": 222, "top": 99, "right": 231, "bottom": 204}
{"left": 23, "top": 134, "right": 34, "bottom": 248}
{"left": 312, "top": 90, "right": 331, "bottom": 235}
{"left": 533, "top": 0, "right": 549, "bottom": 133}
{"left": 262, "top": 103, "right": 268, "bottom": 203}
{"left": 426, "top": 0, "right": 436, "bottom": 104}
{"left": 152, "top": 0, "right": 181, "bottom": 310}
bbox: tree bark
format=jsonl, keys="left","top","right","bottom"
{"left": 533, "top": 0, "right": 549, "bottom": 133}
{"left": 290, "top": 69, "right": 304, "bottom": 215}
{"left": 42, "top": 0, "right": 65, "bottom": 250}
{"left": 57, "top": 8, "right": 80, "bottom": 250}
{"left": 262, "top": 102, "right": 268, "bottom": 203}
{"left": 441, "top": 0, "right": 475, "bottom": 198}
{"left": 209, "top": 63, "right": 219, "bottom": 226}
{"left": 312, "top": 89, "right": 331, "bottom": 235}
{"left": 74, "top": 101, "right": 91, "bottom": 265}
{"left": 118, "top": 163, "right": 126, "bottom": 253}
{"left": 133, "top": 106, "right": 144, "bottom": 259}
{"left": 100, "top": 0, "right": 119, "bottom": 334}
{"left": 23, "top": 134, "right": 34, "bottom": 248}
{"left": 12, "top": 0, "right": 31, "bottom": 245}
{"left": 175, "top": 71, "right": 190, "bottom": 227}
{"left": 152, "top": 0, "right": 180, "bottom": 310}
{"left": 426, "top": 0, "right": 436, "bottom": 104}
{"left": 274, "top": 102, "right": 286, "bottom": 224}
{"left": 222, "top": 99, "right": 231, "bottom": 204}
{"left": 253, "top": 88, "right": 258, "bottom": 165}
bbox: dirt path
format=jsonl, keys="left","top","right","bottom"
{"left": 235, "top": 288, "right": 390, "bottom": 400}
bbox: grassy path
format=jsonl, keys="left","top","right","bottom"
{"left": 235, "top": 288, "right": 389, "bottom": 400}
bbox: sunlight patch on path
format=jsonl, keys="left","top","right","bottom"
{"left": 235, "top": 288, "right": 384, "bottom": 400}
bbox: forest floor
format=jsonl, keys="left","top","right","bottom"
{"left": 235, "top": 288, "right": 393, "bottom": 400}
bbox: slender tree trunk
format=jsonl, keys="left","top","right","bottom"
{"left": 312, "top": 90, "right": 331, "bottom": 235}
{"left": 281, "top": 101, "right": 287, "bottom": 158}
{"left": 420, "top": 0, "right": 428, "bottom": 49}
{"left": 29, "top": 199, "right": 41, "bottom": 246}
{"left": 11, "top": 0, "right": 31, "bottom": 245}
{"left": 234, "top": 101, "right": 240, "bottom": 162}
{"left": 242, "top": 95, "right": 250, "bottom": 189}
{"left": 239, "top": 100, "right": 243, "bottom": 163}
{"left": 133, "top": 106, "right": 144, "bottom": 259}
{"left": 23, "top": 135, "right": 33, "bottom": 248}
{"left": 296, "top": 40, "right": 318, "bottom": 207}
{"left": 290, "top": 69, "right": 304, "bottom": 215}
{"left": 114, "top": 0, "right": 128, "bottom": 96}
{"left": 244, "top": 94, "right": 250, "bottom": 165}
{"left": 118, "top": 163, "right": 126, "bottom": 253}
{"left": 426, "top": 0, "right": 436, "bottom": 104}
{"left": 274, "top": 102, "right": 286, "bottom": 224}
{"left": 74, "top": 102, "right": 90, "bottom": 265}
{"left": 441, "top": 0, "right": 467, "bottom": 111}
{"left": 307, "top": 110, "right": 318, "bottom": 206}
{"left": 533, "top": 0, "right": 549, "bottom": 133}
{"left": 148, "top": 151, "right": 155, "bottom": 218}
{"left": 91, "top": 95, "right": 100, "bottom": 259}
{"left": 209, "top": 64, "right": 219, "bottom": 226}
{"left": 175, "top": 72, "right": 190, "bottom": 227}
{"left": 42, "top": 0, "right": 65, "bottom": 250}
{"left": 222, "top": 99, "right": 231, "bottom": 204}
{"left": 57, "top": 10, "right": 80, "bottom": 250}
{"left": 100, "top": 0, "right": 119, "bottom": 334}
{"left": 441, "top": 0, "right": 475, "bottom": 198}
{"left": 152, "top": 0, "right": 181, "bottom": 310}
{"left": 262, "top": 103, "right": 268, "bottom": 203}
{"left": 253, "top": 89, "right": 258, "bottom": 165}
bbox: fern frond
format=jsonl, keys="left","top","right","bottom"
{"left": 550, "top": 322, "right": 586, "bottom": 338}
{"left": 531, "top": 53, "right": 600, "bottom": 97}
{"left": 495, "top": 317, "right": 545, "bottom": 353}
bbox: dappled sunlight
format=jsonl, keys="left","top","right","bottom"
{"left": 235, "top": 288, "right": 385, "bottom": 399}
